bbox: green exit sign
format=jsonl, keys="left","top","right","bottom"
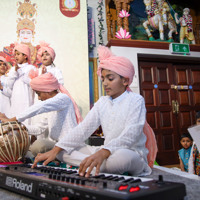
{"left": 169, "top": 43, "right": 190, "bottom": 55}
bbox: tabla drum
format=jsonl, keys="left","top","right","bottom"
{"left": 0, "top": 121, "right": 30, "bottom": 163}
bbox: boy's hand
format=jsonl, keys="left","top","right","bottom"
{"left": 0, "top": 113, "right": 9, "bottom": 122}
{"left": 0, "top": 112, "right": 6, "bottom": 118}
{"left": 15, "top": 63, "right": 19, "bottom": 71}
{"left": 32, "top": 146, "right": 62, "bottom": 168}
{"left": 41, "top": 65, "right": 47, "bottom": 74}
{"left": 79, "top": 149, "right": 111, "bottom": 177}
{"left": 0, "top": 115, "right": 16, "bottom": 123}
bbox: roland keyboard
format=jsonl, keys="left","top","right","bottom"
{"left": 0, "top": 164, "right": 186, "bottom": 200}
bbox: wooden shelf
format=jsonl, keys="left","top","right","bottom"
{"left": 107, "top": 39, "right": 200, "bottom": 52}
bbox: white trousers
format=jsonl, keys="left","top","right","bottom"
{"left": 56, "top": 145, "right": 152, "bottom": 176}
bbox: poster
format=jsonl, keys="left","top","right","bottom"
{"left": 0, "top": 0, "right": 89, "bottom": 117}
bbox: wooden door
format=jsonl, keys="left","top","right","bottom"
{"left": 174, "top": 64, "right": 200, "bottom": 134}
{"left": 139, "top": 60, "right": 200, "bottom": 165}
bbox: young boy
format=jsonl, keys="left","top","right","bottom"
{"left": 0, "top": 72, "right": 81, "bottom": 156}
{"left": 178, "top": 133, "right": 193, "bottom": 172}
{"left": 32, "top": 46, "right": 156, "bottom": 177}
{"left": 37, "top": 41, "right": 64, "bottom": 85}
{"left": 5, "top": 42, "right": 35, "bottom": 125}
{"left": 0, "top": 56, "right": 11, "bottom": 117}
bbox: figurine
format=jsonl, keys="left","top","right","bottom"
{"left": 175, "top": 8, "right": 195, "bottom": 44}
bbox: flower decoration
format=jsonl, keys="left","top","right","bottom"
{"left": 97, "top": 0, "right": 104, "bottom": 45}
{"left": 119, "top": 10, "right": 130, "bottom": 18}
{"left": 146, "top": 0, "right": 156, "bottom": 17}
{"left": 115, "top": 27, "right": 131, "bottom": 39}
{"left": 183, "top": 14, "right": 193, "bottom": 32}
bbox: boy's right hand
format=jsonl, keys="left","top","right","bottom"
{"left": 79, "top": 149, "right": 111, "bottom": 177}
{"left": 15, "top": 63, "right": 19, "bottom": 71}
{"left": 0, "top": 115, "right": 16, "bottom": 123}
{"left": 0, "top": 112, "right": 8, "bottom": 121}
{"left": 0, "top": 112, "right": 6, "bottom": 118}
{"left": 41, "top": 65, "right": 47, "bottom": 74}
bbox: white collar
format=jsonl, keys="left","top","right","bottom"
{"left": 18, "top": 62, "right": 28, "bottom": 68}
{"left": 46, "top": 64, "right": 54, "bottom": 69}
{"left": 110, "top": 90, "right": 128, "bottom": 103}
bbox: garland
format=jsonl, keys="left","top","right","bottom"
{"left": 183, "top": 14, "right": 193, "bottom": 32}
{"left": 97, "top": 0, "right": 104, "bottom": 45}
{"left": 146, "top": 0, "right": 157, "bottom": 17}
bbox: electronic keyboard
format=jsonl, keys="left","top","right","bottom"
{"left": 0, "top": 164, "right": 186, "bottom": 200}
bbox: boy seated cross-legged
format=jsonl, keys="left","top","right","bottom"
{"left": 31, "top": 46, "right": 157, "bottom": 177}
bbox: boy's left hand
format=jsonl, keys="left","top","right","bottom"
{"left": 79, "top": 149, "right": 111, "bottom": 177}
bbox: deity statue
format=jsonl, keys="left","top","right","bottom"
{"left": 143, "top": 0, "right": 164, "bottom": 41}
{"left": 143, "top": 0, "right": 177, "bottom": 41}
{"left": 156, "top": 0, "right": 177, "bottom": 41}
{"left": 2, "top": 0, "right": 40, "bottom": 67}
{"left": 174, "top": 8, "right": 195, "bottom": 44}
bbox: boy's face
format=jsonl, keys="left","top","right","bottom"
{"left": 0, "top": 61, "right": 7, "bottom": 75}
{"left": 180, "top": 137, "right": 192, "bottom": 149}
{"left": 35, "top": 91, "right": 51, "bottom": 101}
{"left": 41, "top": 51, "right": 52, "bottom": 66}
{"left": 14, "top": 50, "right": 28, "bottom": 64}
{"left": 101, "top": 69, "right": 129, "bottom": 99}
{"left": 196, "top": 118, "right": 200, "bottom": 125}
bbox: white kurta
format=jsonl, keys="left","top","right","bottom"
{"left": 56, "top": 91, "right": 148, "bottom": 162}
{"left": 16, "top": 93, "right": 77, "bottom": 142}
{"left": 6, "top": 63, "right": 35, "bottom": 125}
{"left": 0, "top": 75, "right": 11, "bottom": 117}
{"left": 33, "top": 64, "right": 64, "bottom": 139}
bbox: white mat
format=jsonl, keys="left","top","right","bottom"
{"left": 153, "top": 165, "right": 200, "bottom": 180}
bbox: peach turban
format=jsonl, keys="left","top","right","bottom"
{"left": 29, "top": 71, "right": 82, "bottom": 124}
{"left": 13, "top": 42, "right": 31, "bottom": 63}
{"left": 37, "top": 41, "right": 56, "bottom": 62}
{"left": 143, "top": 121, "right": 158, "bottom": 168}
{"left": 30, "top": 72, "right": 59, "bottom": 92}
{"left": 97, "top": 46, "right": 135, "bottom": 86}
